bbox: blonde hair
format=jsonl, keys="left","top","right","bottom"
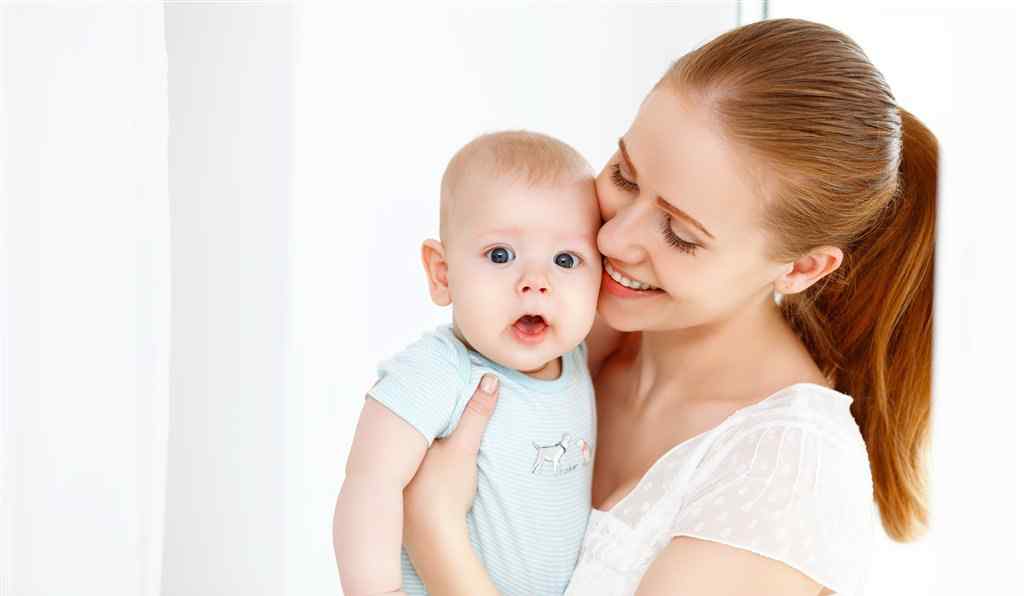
{"left": 439, "top": 130, "right": 593, "bottom": 242}
{"left": 660, "top": 18, "right": 938, "bottom": 542}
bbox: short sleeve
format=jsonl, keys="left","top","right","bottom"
{"left": 670, "top": 424, "right": 875, "bottom": 595}
{"left": 366, "top": 328, "right": 471, "bottom": 448}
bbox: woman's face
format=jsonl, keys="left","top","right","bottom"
{"left": 595, "top": 86, "right": 789, "bottom": 332}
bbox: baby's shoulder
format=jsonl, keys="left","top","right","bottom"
{"left": 378, "top": 324, "right": 473, "bottom": 385}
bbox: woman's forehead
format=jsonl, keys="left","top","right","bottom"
{"left": 625, "top": 88, "right": 765, "bottom": 238}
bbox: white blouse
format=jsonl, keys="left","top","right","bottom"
{"left": 563, "top": 383, "right": 877, "bottom": 596}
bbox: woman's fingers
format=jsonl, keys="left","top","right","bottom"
{"left": 447, "top": 373, "right": 499, "bottom": 455}
{"left": 401, "top": 374, "right": 500, "bottom": 566}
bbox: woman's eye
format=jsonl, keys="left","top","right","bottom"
{"left": 553, "top": 252, "right": 580, "bottom": 269}
{"left": 487, "top": 246, "right": 515, "bottom": 264}
{"left": 610, "top": 163, "right": 639, "bottom": 192}
{"left": 661, "top": 213, "right": 700, "bottom": 255}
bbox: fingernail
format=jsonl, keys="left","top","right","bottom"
{"left": 481, "top": 374, "right": 498, "bottom": 394}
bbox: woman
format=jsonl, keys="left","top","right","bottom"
{"left": 400, "top": 18, "right": 936, "bottom": 596}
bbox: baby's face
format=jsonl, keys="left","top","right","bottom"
{"left": 445, "top": 174, "right": 602, "bottom": 373}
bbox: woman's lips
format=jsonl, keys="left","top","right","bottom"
{"left": 601, "top": 268, "right": 666, "bottom": 299}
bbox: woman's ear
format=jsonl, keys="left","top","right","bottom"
{"left": 773, "top": 246, "right": 844, "bottom": 295}
{"left": 421, "top": 239, "right": 452, "bottom": 306}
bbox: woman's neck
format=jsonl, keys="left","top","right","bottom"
{"left": 629, "top": 293, "right": 815, "bottom": 411}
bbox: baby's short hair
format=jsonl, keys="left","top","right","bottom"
{"left": 439, "top": 130, "right": 593, "bottom": 242}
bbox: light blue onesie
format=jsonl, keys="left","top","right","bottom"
{"left": 367, "top": 323, "right": 596, "bottom": 596}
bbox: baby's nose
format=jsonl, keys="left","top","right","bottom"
{"left": 518, "top": 275, "right": 549, "bottom": 294}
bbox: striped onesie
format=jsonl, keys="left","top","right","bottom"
{"left": 368, "top": 323, "right": 596, "bottom": 596}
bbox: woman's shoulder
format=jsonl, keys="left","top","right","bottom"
{"left": 710, "top": 383, "right": 866, "bottom": 457}
{"left": 684, "top": 382, "right": 875, "bottom": 526}
{"left": 671, "top": 384, "right": 877, "bottom": 595}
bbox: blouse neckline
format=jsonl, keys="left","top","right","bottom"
{"left": 592, "top": 382, "right": 852, "bottom": 515}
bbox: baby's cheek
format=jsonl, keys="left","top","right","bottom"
{"left": 459, "top": 291, "right": 501, "bottom": 320}
{"left": 579, "top": 266, "right": 602, "bottom": 304}
{"left": 558, "top": 285, "right": 599, "bottom": 340}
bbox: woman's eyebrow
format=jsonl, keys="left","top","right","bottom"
{"left": 618, "top": 137, "right": 716, "bottom": 241}
{"left": 657, "top": 197, "right": 716, "bottom": 240}
{"left": 618, "top": 137, "right": 639, "bottom": 177}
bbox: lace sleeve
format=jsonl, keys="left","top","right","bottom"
{"left": 670, "top": 424, "right": 876, "bottom": 595}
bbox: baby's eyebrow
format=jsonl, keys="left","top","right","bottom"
{"left": 479, "top": 227, "right": 522, "bottom": 238}
{"left": 477, "top": 229, "right": 596, "bottom": 246}
{"left": 476, "top": 228, "right": 522, "bottom": 244}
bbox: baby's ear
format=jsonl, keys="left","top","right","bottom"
{"left": 421, "top": 239, "right": 452, "bottom": 306}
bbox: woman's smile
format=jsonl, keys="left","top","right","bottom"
{"left": 602, "top": 257, "right": 665, "bottom": 298}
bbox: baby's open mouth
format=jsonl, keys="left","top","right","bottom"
{"left": 514, "top": 314, "right": 548, "bottom": 336}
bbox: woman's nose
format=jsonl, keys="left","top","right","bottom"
{"left": 597, "top": 200, "right": 650, "bottom": 262}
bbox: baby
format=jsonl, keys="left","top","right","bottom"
{"left": 335, "top": 130, "right": 603, "bottom": 596}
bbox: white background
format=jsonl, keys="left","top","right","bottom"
{"left": 1, "top": 3, "right": 171, "bottom": 595}
{"left": 163, "top": 4, "right": 293, "bottom": 594}
{"left": 2, "top": 1, "right": 1020, "bottom": 595}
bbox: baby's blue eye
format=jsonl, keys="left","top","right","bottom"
{"left": 554, "top": 252, "right": 580, "bottom": 269}
{"left": 488, "top": 247, "right": 514, "bottom": 264}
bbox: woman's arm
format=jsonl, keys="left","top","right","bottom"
{"left": 401, "top": 375, "right": 503, "bottom": 596}
{"left": 402, "top": 520, "right": 500, "bottom": 596}
{"left": 635, "top": 536, "right": 823, "bottom": 595}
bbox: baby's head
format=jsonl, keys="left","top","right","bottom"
{"left": 422, "top": 130, "right": 602, "bottom": 375}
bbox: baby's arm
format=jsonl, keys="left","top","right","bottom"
{"left": 333, "top": 396, "right": 428, "bottom": 596}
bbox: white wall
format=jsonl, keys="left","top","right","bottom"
{"left": 1, "top": 4, "right": 170, "bottom": 596}
{"left": 162, "top": 4, "right": 293, "bottom": 595}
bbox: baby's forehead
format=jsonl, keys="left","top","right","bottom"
{"left": 457, "top": 173, "right": 594, "bottom": 214}
{"left": 452, "top": 176, "right": 598, "bottom": 241}
{"left": 438, "top": 131, "right": 595, "bottom": 243}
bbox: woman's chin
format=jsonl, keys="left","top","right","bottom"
{"left": 597, "top": 298, "right": 648, "bottom": 332}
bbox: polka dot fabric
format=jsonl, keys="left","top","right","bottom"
{"left": 564, "top": 383, "right": 876, "bottom": 596}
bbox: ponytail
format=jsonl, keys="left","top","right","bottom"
{"left": 782, "top": 107, "right": 938, "bottom": 541}
{"left": 663, "top": 18, "right": 941, "bottom": 542}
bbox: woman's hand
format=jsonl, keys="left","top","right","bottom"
{"left": 401, "top": 374, "right": 502, "bottom": 596}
